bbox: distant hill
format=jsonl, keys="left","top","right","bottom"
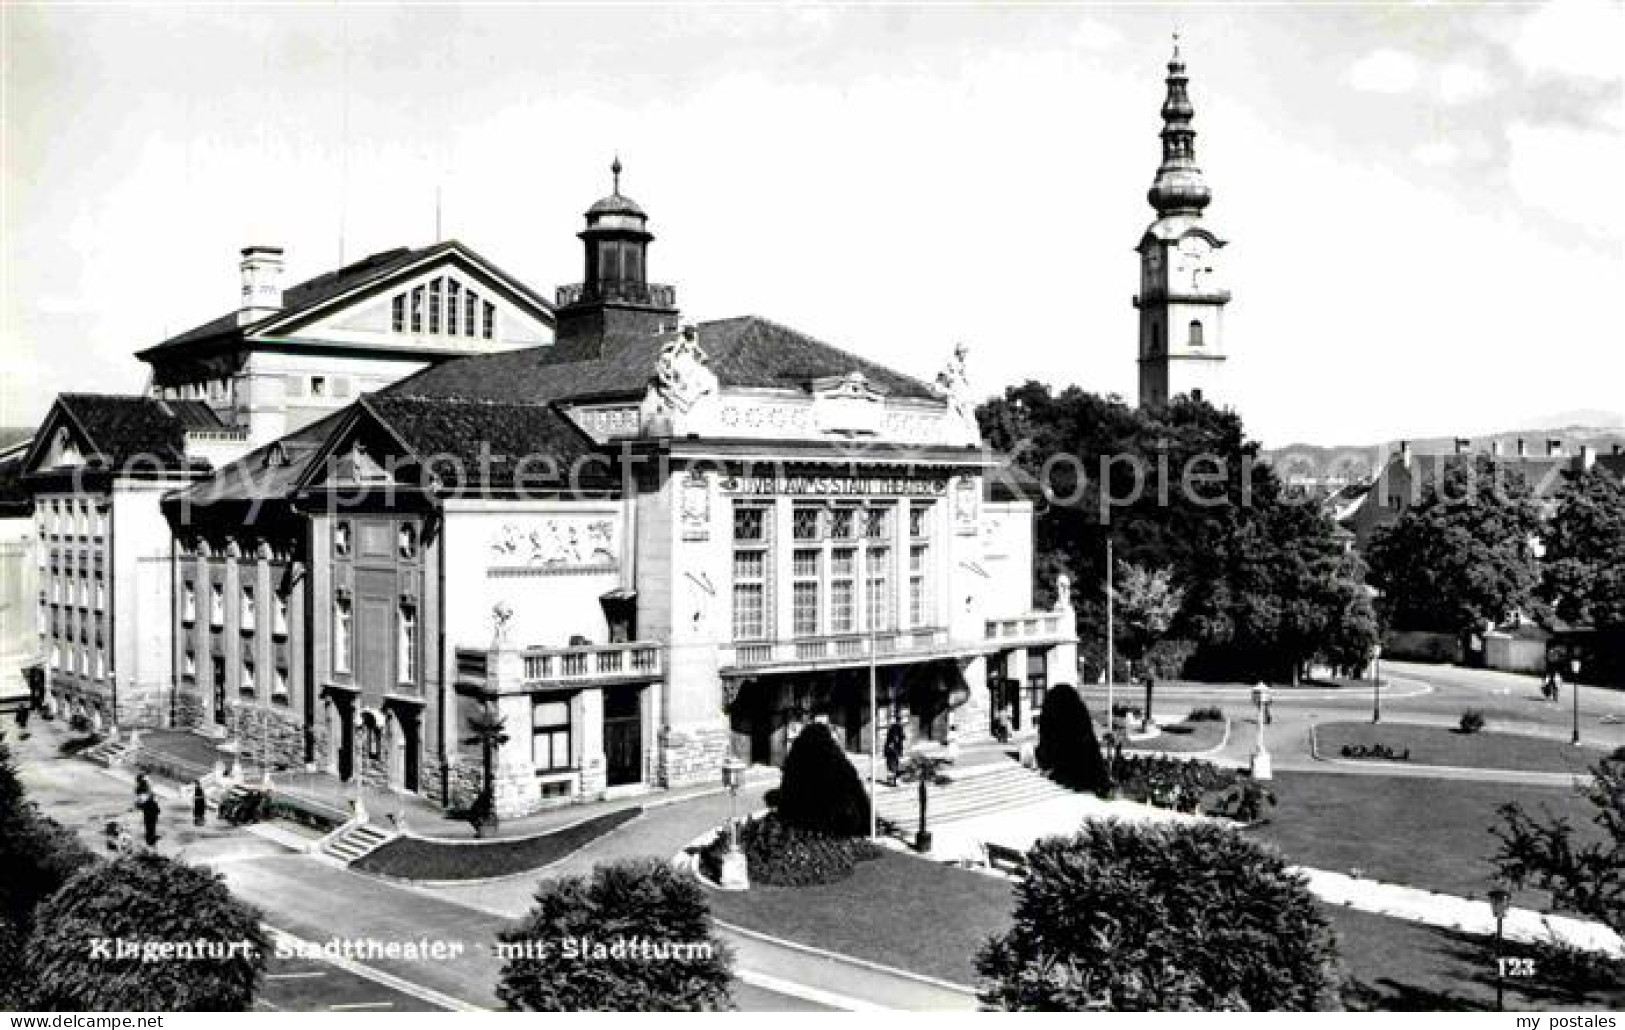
{"left": 1264, "top": 423, "right": 1625, "bottom": 484}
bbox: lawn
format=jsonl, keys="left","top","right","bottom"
{"left": 1127, "top": 716, "right": 1227, "bottom": 754}
{"left": 354, "top": 807, "right": 641, "bottom": 881}
{"left": 1327, "top": 905, "right": 1625, "bottom": 1011}
{"left": 704, "top": 849, "right": 1013, "bottom": 986}
{"left": 1316, "top": 722, "right": 1609, "bottom": 775}
{"left": 1250, "top": 771, "right": 1598, "bottom": 905}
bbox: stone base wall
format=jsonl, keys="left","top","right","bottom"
{"left": 660, "top": 723, "right": 731, "bottom": 788}
{"left": 489, "top": 761, "right": 541, "bottom": 819}
{"left": 226, "top": 705, "right": 306, "bottom": 774}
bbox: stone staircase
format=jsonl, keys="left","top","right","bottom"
{"left": 873, "top": 762, "right": 1073, "bottom": 832}
{"left": 319, "top": 822, "right": 397, "bottom": 864}
{"left": 81, "top": 736, "right": 137, "bottom": 767}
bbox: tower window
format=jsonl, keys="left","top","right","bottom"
{"left": 411, "top": 287, "right": 424, "bottom": 332}
{"left": 392, "top": 295, "right": 405, "bottom": 332}
{"left": 482, "top": 301, "right": 495, "bottom": 339}
{"left": 1188, "top": 320, "right": 1204, "bottom": 347}
{"left": 428, "top": 278, "right": 442, "bottom": 334}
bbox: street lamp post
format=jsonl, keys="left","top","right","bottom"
{"left": 1105, "top": 534, "right": 1115, "bottom": 735}
{"left": 1570, "top": 657, "right": 1582, "bottom": 746}
{"left": 1489, "top": 886, "right": 1511, "bottom": 1010}
{"left": 1371, "top": 645, "right": 1383, "bottom": 724}
{"left": 719, "top": 755, "right": 749, "bottom": 890}
{"left": 1249, "top": 682, "right": 1273, "bottom": 781}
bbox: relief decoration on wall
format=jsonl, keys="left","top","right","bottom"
{"left": 488, "top": 517, "right": 619, "bottom": 573}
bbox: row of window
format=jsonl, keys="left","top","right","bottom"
{"left": 36, "top": 499, "right": 107, "bottom": 540}
{"left": 332, "top": 521, "right": 418, "bottom": 559}
{"left": 732, "top": 501, "right": 935, "bottom": 643}
{"left": 330, "top": 596, "right": 418, "bottom": 685}
{"left": 182, "top": 581, "right": 290, "bottom": 636}
{"left": 1148, "top": 319, "right": 1206, "bottom": 348}
{"left": 49, "top": 642, "right": 108, "bottom": 680}
{"left": 390, "top": 277, "right": 496, "bottom": 339}
{"left": 160, "top": 378, "right": 235, "bottom": 403}
{"left": 181, "top": 650, "right": 291, "bottom": 704}
{"left": 41, "top": 572, "right": 105, "bottom": 611}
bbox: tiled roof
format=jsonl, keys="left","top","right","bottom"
{"left": 0, "top": 449, "right": 32, "bottom": 516}
{"left": 134, "top": 241, "right": 557, "bottom": 361}
{"left": 388, "top": 314, "right": 939, "bottom": 406}
{"left": 45, "top": 394, "right": 223, "bottom": 471}
{"left": 360, "top": 395, "right": 616, "bottom": 492}
{"left": 167, "top": 411, "right": 345, "bottom": 507}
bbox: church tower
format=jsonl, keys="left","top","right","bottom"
{"left": 1135, "top": 37, "right": 1229, "bottom": 409}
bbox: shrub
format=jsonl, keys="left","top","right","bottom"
{"left": 1186, "top": 706, "right": 1224, "bottom": 723}
{"left": 773, "top": 722, "right": 871, "bottom": 837}
{"left": 67, "top": 712, "right": 91, "bottom": 733}
{"left": 976, "top": 821, "right": 1341, "bottom": 1011}
{"left": 57, "top": 733, "right": 103, "bottom": 756}
{"left": 1112, "top": 754, "right": 1239, "bottom": 813}
{"left": 1458, "top": 709, "right": 1486, "bottom": 734}
{"left": 1211, "top": 778, "right": 1277, "bottom": 824}
{"left": 496, "top": 857, "right": 733, "bottom": 1011}
{"left": 27, "top": 852, "right": 267, "bottom": 1010}
{"left": 1036, "top": 684, "right": 1110, "bottom": 793}
{"left": 699, "top": 814, "right": 881, "bottom": 887}
{"left": 218, "top": 787, "right": 271, "bottom": 826}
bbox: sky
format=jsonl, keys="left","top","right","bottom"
{"left": 2, "top": 2, "right": 1621, "bottom": 447}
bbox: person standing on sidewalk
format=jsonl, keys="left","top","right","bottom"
{"left": 140, "top": 792, "right": 161, "bottom": 847}
{"left": 192, "top": 781, "right": 208, "bottom": 827}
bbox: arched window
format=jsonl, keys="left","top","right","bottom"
{"left": 1188, "top": 320, "right": 1204, "bottom": 347}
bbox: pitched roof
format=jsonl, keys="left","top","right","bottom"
{"left": 358, "top": 394, "right": 616, "bottom": 492}
{"left": 387, "top": 314, "right": 939, "bottom": 406}
{"left": 134, "top": 240, "right": 557, "bottom": 362}
{"left": 167, "top": 411, "right": 346, "bottom": 508}
{"left": 0, "top": 448, "right": 32, "bottom": 517}
{"left": 32, "top": 394, "right": 223, "bottom": 473}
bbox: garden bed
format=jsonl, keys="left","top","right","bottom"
{"left": 1126, "top": 717, "right": 1227, "bottom": 754}
{"left": 353, "top": 806, "right": 641, "bottom": 881}
{"left": 1315, "top": 722, "right": 1609, "bottom": 774}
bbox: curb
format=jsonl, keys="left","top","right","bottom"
{"left": 348, "top": 808, "right": 647, "bottom": 888}
{"left": 712, "top": 918, "right": 981, "bottom": 999}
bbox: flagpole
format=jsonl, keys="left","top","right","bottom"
{"left": 1105, "top": 532, "right": 1115, "bottom": 735}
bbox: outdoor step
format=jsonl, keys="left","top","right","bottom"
{"left": 872, "top": 765, "right": 1074, "bottom": 828}
{"left": 319, "top": 822, "right": 398, "bottom": 865}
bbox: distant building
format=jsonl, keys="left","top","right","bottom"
{"left": 0, "top": 431, "right": 40, "bottom": 714}
{"left": 1136, "top": 39, "right": 1230, "bottom": 409}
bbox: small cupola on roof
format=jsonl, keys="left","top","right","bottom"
{"left": 238, "top": 245, "right": 285, "bottom": 326}
{"left": 1146, "top": 37, "right": 1212, "bottom": 218}
{"left": 554, "top": 158, "right": 680, "bottom": 351}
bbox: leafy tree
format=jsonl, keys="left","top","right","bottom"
{"left": 976, "top": 821, "right": 1341, "bottom": 1011}
{"left": 496, "top": 858, "right": 733, "bottom": 1011}
{"left": 1491, "top": 755, "right": 1624, "bottom": 938}
{"left": 978, "top": 384, "right": 1373, "bottom": 682}
{"left": 1540, "top": 466, "right": 1625, "bottom": 629}
{"left": 772, "top": 721, "right": 871, "bottom": 837}
{"left": 463, "top": 705, "right": 510, "bottom": 837}
{"left": 1367, "top": 455, "right": 1543, "bottom": 634}
{"left": 1035, "top": 684, "right": 1110, "bottom": 793}
{"left": 27, "top": 852, "right": 267, "bottom": 1011}
{"left": 1113, "top": 562, "right": 1183, "bottom": 677}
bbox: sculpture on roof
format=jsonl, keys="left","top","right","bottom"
{"left": 652, "top": 324, "right": 718, "bottom": 415}
{"left": 935, "top": 342, "right": 979, "bottom": 438}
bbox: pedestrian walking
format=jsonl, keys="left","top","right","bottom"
{"left": 139, "top": 793, "right": 161, "bottom": 847}
{"left": 192, "top": 781, "right": 207, "bottom": 827}
{"left": 883, "top": 720, "right": 905, "bottom": 786}
{"left": 133, "top": 772, "right": 152, "bottom": 808}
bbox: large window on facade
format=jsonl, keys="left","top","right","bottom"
{"left": 273, "top": 666, "right": 289, "bottom": 704}
{"left": 428, "top": 278, "right": 443, "bottom": 334}
{"left": 532, "top": 697, "right": 572, "bottom": 772}
{"left": 398, "top": 603, "right": 418, "bottom": 683}
{"left": 241, "top": 660, "right": 256, "bottom": 698}
{"left": 864, "top": 505, "right": 894, "bottom": 632}
{"left": 909, "top": 502, "right": 933, "bottom": 628}
{"left": 210, "top": 584, "right": 224, "bottom": 628}
{"left": 334, "top": 596, "right": 352, "bottom": 674}
{"left": 182, "top": 582, "right": 196, "bottom": 623}
{"left": 273, "top": 593, "right": 289, "bottom": 637}
{"left": 731, "top": 505, "right": 770, "bottom": 641}
{"left": 242, "top": 586, "right": 256, "bottom": 633}
{"left": 1188, "top": 320, "right": 1204, "bottom": 347}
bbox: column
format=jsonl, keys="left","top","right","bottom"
{"left": 577, "top": 688, "right": 606, "bottom": 796}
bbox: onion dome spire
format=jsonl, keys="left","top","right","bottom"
{"left": 1147, "top": 33, "right": 1212, "bottom": 217}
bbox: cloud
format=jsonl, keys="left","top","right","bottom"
{"left": 1348, "top": 48, "right": 1421, "bottom": 94}
{"left": 1507, "top": 0, "right": 1623, "bottom": 83}
{"left": 1506, "top": 122, "right": 1625, "bottom": 239}
{"left": 1438, "top": 62, "right": 1495, "bottom": 104}
{"left": 1412, "top": 141, "right": 1460, "bottom": 167}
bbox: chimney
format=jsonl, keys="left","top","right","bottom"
{"left": 238, "top": 245, "right": 285, "bottom": 326}
{"left": 1516, "top": 438, "right": 1527, "bottom": 458}
{"left": 1580, "top": 444, "right": 1595, "bottom": 470}
{"left": 1490, "top": 440, "right": 1504, "bottom": 457}
{"left": 1453, "top": 437, "right": 1470, "bottom": 455}
{"left": 1399, "top": 440, "right": 1411, "bottom": 469}
{"left": 1547, "top": 438, "right": 1563, "bottom": 457}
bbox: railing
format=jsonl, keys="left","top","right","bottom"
{"left": 984, "top": 613, "right": 1068, "bottom": 642}
{"left": 522, "top": 642, "right": 663, "bottom": 685}
{"left": 721, "top": 627, "right": 949, "bottom": 670}
{"left": 555, "top": 280, "right": 676, "bottom": 309}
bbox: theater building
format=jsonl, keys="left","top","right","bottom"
{"left": 31, "top": 165, "right": 1073, "bottom": 818}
